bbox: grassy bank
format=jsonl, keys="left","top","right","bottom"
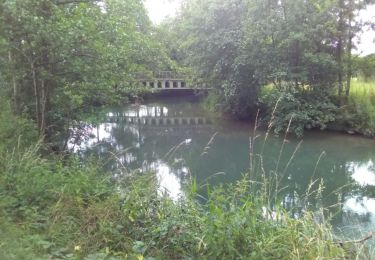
{"left": 0, "top": 146, "right": 348, "bottom": 259}
{"left": 0, "top": 103, "right": 363, "bottom": 259}
{"left": 345, "top": 79, "right": 375, "bottom": 136}
{"left": 252, "top": 79, "right": 375, "bottom": 137}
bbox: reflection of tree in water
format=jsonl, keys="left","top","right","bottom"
{"left": 77, "top": 103, "right": 217, "bottom": 196}
{"left": 191, "top": 131, "right": 375, "bottom": 230}
{"left": 73, "top": 102, "right": 375, "bottom": 236}
{"left": 262, "top": 136, "right": 374, "bottom": 226}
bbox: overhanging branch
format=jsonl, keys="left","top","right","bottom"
{"left": 55, "top": 0, "right": 100, "bottom": 5}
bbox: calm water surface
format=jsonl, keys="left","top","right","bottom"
{"left": 73, "top": 97, "right": 375, "bottom": 241}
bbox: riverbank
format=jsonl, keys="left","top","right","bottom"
{"left": 344, "top": 79, "right": 375, "bottom": 136}
{"left": 203, "top": 79, "right": 375, "bottom": 138}
{"left": 0, "top": 102, "right": 372, "bottom": 259}
{"left": 0, "top": 144, "right": 351, "bottom": 259}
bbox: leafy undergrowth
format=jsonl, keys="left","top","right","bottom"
{"left": 258, "top": 80, "right": 375, "bottom": 137}
{"left": 259, "top": 87, "right": 337, "bottom": 137}
{"left": 0, "top": 143, "right": 352, "bottom": 260}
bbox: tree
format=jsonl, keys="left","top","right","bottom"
{"left": 160, "top": 0, "right": 374, "bottom": 134}
{"left": 335, "top": 0, "right": 374, "bottom": 100}
{"left": 0, "top": 0, "right": 168, "bottom": 142}
{"left": 159, "top": 0, "right": 260, "bottom": 118}
{"left": 354, "top": 54, "right": 375, "bottom": 80}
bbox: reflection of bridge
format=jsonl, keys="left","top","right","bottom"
{"left": 137, "top": 71, "right": 208, "bottom": 90}
{"left": 107, "top": 116, "right": 211, "bottom": 126}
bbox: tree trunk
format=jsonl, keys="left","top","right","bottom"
{"left": 41, "top": 79, "right": 47, "bottom": 133}
{"left": 31, "top": 62, "right": 42, "bottom": 134}
{"left": 345, "top": 3, "right": 353, "bottom": 99}
{"left": 8, "top": 50, "right": 19, "bottom": 112}
{"left": 337, "top": 0, "right": 344, "bottom": 104}
{"left": 39, "top": 0, "right": 52, "bottom": 137}
{"left": 337, "top": 38, "right": 343, "bottom": 100}
{"left": 346, "top": 34, "right": 352, "bottom": 99}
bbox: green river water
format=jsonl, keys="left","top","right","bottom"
{"left": 72, "top": 96, "right": 375, "bottom": 242}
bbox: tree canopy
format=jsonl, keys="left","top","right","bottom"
{"left": 158, "top": 0, "right": 374, "bottom": 129}
{"left": 0, "top": 0, "right": 374, "bottom": 138}
{"left": 0, "top": 0, "right": 170, "bottom": 139}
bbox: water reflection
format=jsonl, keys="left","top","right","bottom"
{"left": 151, "top": 161, "right": 189, "bottom": 199}
{"left": 70, "top": 98, "right": 375, "bottom": 240}
{"left": 350, "top": 161, "right": 375, "bottom": 186}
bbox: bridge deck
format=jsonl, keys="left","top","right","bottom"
{"left": 138, "top": 71, "right": 208, "bottom": 90}
{"left": 139, "top": 78, "right": 191, "bottom": 90}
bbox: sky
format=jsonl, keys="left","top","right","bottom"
{"left": 144, "top": 0, "right": 374, "bottom": 56}
{"left": 144, "top": 0, "right": 182, "bottom": 25}
{"left": 356, "top": 5, "right": 375, "bottom": 56}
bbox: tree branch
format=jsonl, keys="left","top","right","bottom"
{"left": 336, "top": 232, "right": 375, "bottom": 245}
{"left": 55, "top": 0, "right": 99, "bottom": 5}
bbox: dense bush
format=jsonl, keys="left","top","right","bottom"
{"left": 0, "top": 102, "right": 38, "bottom": 151}
{"left": 260, "top": 88, "right": 337, "bottom": 137}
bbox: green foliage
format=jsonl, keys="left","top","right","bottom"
{"left": 160, "top": 0, "right": 373, "bottom": 134}
{"left": 243, "top": 0, "right": 340, "bottom": 89}
{"left": 354, "top": 54, "right": 375, "bottom": 81}
{"left": 260, "top": 88, "right": 337, "bottom": 137}
{"left": 159, "top": 0, "right": 261, "bottom": 117}
{"left": 203, "top": 91, "right": 226, "bottom": 112}
{"left": 0, "top": 0, "right": 171, "bottom": 140}
{"left": 335, "top": 79, "right": 375, "bottom": 136}
{"left": 0, "top": 137, "right": 350, "bottom": 259}
{"left": 0, "top": 101, "right": 38, "bottom": 151}
{"left": 0, "top": 217, "right": 46, "bottom": 260}
{"left": 164, "top": 0, "right": 337, "bottom": 113}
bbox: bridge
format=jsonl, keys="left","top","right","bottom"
{"left": 106, "top": 115, "right": 211, "bottom": 126}
{"left": 137, "top": 71, "right": 207, "bottom": 91}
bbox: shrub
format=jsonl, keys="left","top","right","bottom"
{"left": 0, "top": 102, "right": 38, "bottom": 151}
{"left": 260, "top": 88, "right": 337, "bottom": 137}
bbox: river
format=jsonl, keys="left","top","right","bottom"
{"left": 71, "top": 96, "right": 375, "bottom": 242}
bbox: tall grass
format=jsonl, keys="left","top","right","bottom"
{"left": 346, "top": 79, "right": 375, "bottom": 136}
{"left": 350, "top": 80, "right": 375, "bottom": 116}
{"left": 0, "top": 144, "right": 348, "bottom": 259}
{"left": 259, "top": 79, "right": 375, "bottom": 137}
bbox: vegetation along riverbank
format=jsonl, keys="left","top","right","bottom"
{"left": 0, "top": 0, "right": 374, "bottom": 258}
{"left": 0, "top": 104, "right": 371, "bottom": 259}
